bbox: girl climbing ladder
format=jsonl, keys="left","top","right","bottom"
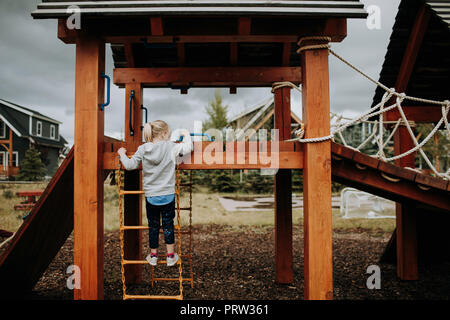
{"left": 116, "top": 121, "right": 193, "bottom": 300}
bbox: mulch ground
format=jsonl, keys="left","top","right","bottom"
{"left": 15, "top": 226, "right": 450, "bottom": 300}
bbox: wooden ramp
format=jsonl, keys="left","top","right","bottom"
{"left": 0, "top": 148, "right": 74, "bottom": 298}
{"left": 331, "top": 142, "right": 450, "bottom": 212}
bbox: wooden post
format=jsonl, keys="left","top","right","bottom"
{"left": 394, "top": 127, "right": 418, "bottom": 280}
{"left": 273, "top": 87, "right": 293, "bottom": 284}
{"left": 301, "top": 46, "right": 333, "bottom": 300}
{"left": 73, "top": 34, "right": 105, "bottom": 300}
{"left": 124, "top": 83, "right": 143, "bottom": 284}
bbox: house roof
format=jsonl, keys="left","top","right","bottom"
{"left": 0, "top": 99, "right": 62, "bottom": 124}
{"left": 372, "top": 0, "right": 450, "bottom": 107}
{"left": 32, "top": 1, "right": 367, "bottom": 19}
{"left": 0, "top": 100, "right": 66, "bottom": 149}
{"left": 228, "top": 96, "right": 302, "bottom": 127}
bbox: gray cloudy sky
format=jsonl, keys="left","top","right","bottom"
{"left": 0, "top": 0, "right": 400, "bottom": 146}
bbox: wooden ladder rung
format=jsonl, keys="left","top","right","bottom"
{"left": 156, "top": 259, "right": 182, "bottom": 265}
{"left": 153, "top": 277, "right": 193, "bottom": 282}
{"left": 119, "top": 190, "right": 145, "bottom": 195}
{"left": 178, "top": 207, "right": 192, "bottom": 211}
{"left": 123, "top": 259, "right": 149, "bottom": 265}
{"left": 124, "top": 294, "right": 182, "bottom": 300}
{"left": 121, "top": 226, "right": 149, "bottom": 230}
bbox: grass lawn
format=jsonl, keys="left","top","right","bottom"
{"left": 1, "top": 182, "right": 395, "bottom": 235}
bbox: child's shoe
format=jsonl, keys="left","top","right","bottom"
{"left": 146, "top": 253, "right": 158, "bottom": 266}
{"left": 167, "top": 253, "right": 179, "bottom": 266}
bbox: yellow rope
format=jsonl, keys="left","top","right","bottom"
{"left": 117, "top": 162, "right": 194, "bottom": 300}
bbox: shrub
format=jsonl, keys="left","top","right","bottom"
{"left": 3, "top": 190, "right": 14, "bottom": 199}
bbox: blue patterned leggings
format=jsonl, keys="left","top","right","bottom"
{"left": 146, "top": 199, "right": 175, "bottom": 249}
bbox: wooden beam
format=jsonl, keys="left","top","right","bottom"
{"left": 230, "top": 43, "right": 238, "bottom": 94}
{"left": 394, "top": 127, "right": 419, "bottom": 280}
{"left": 177, "top": 43, "right": 185, "bottom": 66}
{"left": 73, "top": 34, "right": 105, "bottom": 300}
{"left": 282, "top": 42, "right": 291, "bottom": 66}
{"left": 301, "top": 45, "right": 333, "bottom": 300}
{"left": 57, "top": 18, "right": 77, "bottom": 44}
{"left": 58, "top": 18, "right": 347, "bottom": 44}
{"left": 395, "top": 5, "right": 431, "bottom": 92}
{"left": 150, "top": 17, "right": 164, "bottom": 36}
{"left": 331, "top": 156, "right": 450, "bottom": 212}
{"left": 114, "top": 67, "right": 302, "bottom": 88}
{"left": 124, "top": 43, "right": 135, "bottom": 68}
{"left": 389, "top": 4, "right": 430, "bottom": 282}
{"left": 238, "top": 17, "right": 251, "bottom": 35}
{"left": 103, "top": 141, "right": 304, "bottom": 170}
{"left": 124, "top": 83, "right": 143, "bottom": 284}
{"left": 385, "top": 106, "right": 449, "bottom": 123}
{"left": 273, "top": 86, "right": 293, "bottom": 284}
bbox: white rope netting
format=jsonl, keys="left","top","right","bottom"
{"left": 272, "top": 37, "right": 450, "bottom": 180}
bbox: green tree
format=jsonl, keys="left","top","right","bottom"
{"left": 203, "top": 89, "right": 229, "bottom": 131}
{"left": 17, "top": 145, "right": 47, "bottom": 181}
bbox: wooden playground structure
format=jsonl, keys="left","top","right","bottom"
{"left": 0, "top": 0, "right": 449, "bottom": 300}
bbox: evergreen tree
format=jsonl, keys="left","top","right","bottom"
{"left": 17, "top": 145, "right": 47, "bottom": 181}
{"left": 202, "top": 89, "right": 229, "bottom": 131}
{"left": 210, "top": 170, "right": 239, "bottom": 193}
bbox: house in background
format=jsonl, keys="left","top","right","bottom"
{"left": 0, "top": 99, "right": 67, "bottom": 179}
{"left": 227, "top": 97, "right": 303, "bottom": 140}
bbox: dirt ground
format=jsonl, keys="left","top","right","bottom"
{"left": 22, "top": 225, "right": 450, "bottom": 300}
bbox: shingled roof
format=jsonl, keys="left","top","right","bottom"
{"left": 32, "top": 0, "right": 367, "bottom": 19}
{"left": 372, "top": 0, "right": 450, "bottom": 107}
{"left": 0, "top": 99, "right": 67, "bottom": 148}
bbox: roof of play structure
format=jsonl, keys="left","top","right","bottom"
{"left": 372, "top": 0, "right": 450, "bottom": 107}
{"left": 32, "top": 0, "right": 367, "bottom": 19}
{"left": 32, "top": 1, "right": 368, "bottom": 86}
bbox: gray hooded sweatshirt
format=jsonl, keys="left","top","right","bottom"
{"left": 119, "top": 134, "right": 193, "bottom": 197}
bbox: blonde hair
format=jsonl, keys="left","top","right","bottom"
{"left": 143, "top": 120, "right": 170, "bottom": 142}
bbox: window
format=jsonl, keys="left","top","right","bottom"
{"left": 0, "top": 152, "right": 18, "bottom": 168}
{"left": 12, "top": 152, "right": 19, "bottom": 167}
{"left": 0, "top": 120, "right": 5, "bottom": 138}
{"left": 50, "top": 125, "right": 56, "bottom": 139}
{"left": 36, "top": 121, "right": 42, "bottom": 137}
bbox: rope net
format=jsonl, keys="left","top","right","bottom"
{"left": 273, "top": 37, "right": 450, "bottom": 180}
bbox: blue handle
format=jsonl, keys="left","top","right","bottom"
{"left": 129, "top": 90, "right": 135, "bottom": 136}
{"left": 100, "top": 72, "right": 111, "bottom": 111}
{"left": 178, "top": 133, "right": 214, "bottom": 142}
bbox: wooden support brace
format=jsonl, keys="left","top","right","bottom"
{"left": 124, "top": 83, "right": 144, "bottom": 284}
{"left": 394, "top": 127, "right": 418, "bottom": 280}
{"left": 114, "top": 67, "right": 302, "bottom": 88}
{"left": 73, "top": 34, "right": 105, "bottom": 300}
{"left": 273, "top": 86, "right": 293, "bottom": 284}
{"left": 301, "top": 46, "right": 333, "bottom": 300}
{"left": 103, "top": 141, "right": 304, "bottom": 170}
